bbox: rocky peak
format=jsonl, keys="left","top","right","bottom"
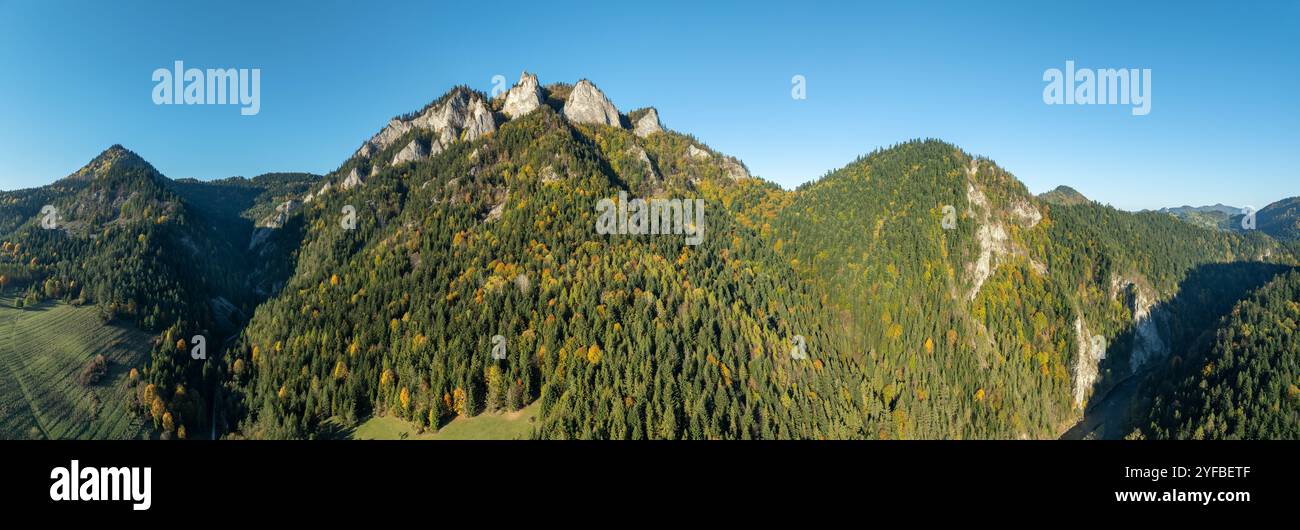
{"left": 633, "top": 108, "right": 663, "bottom": 137}
{"left": 355, "top": 87, "right": 497, "bottom": 163}
{"left": 563, "top": 79, "right": 621, "bottom": 127}
{"left": 502, "top": 71, "right": 543, "bottom": 119}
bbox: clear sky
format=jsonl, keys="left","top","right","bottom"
{"left": 0, "top": 0, "right": 1296, "bottom": 210}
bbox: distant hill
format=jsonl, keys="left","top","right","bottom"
{"left": 0, "top": 146, "right": 319, "bottom": 439}
{"left": 1038, "top": 185, "right": 1089, "bottom": 205}
{"left": 1156, "top": 204, "right": 1241, "bottom": 231}
{"left": 1257, "top": 196, "right": 1300, "bottom": 240}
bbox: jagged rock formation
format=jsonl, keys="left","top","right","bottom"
{"left": 391, "top": 139, "right": 429, "bottom": 167}
{"left": 502, "top": 72, "right": 543, "bottom": 119}
{"left": 687, "top": 144, "right": 710, "bottom": 160}
{"left": 1072, "top": 316, "right": 1104, "bottom": 407}
{"left": 305, "top": 181, "right": 331, "bottom": 203}
{"left": 1111, "top": 276, "right": 1169, "bottom": 372}
{"left": 634, "top": 108, "right": 663, "bottom": 137}
{"left": 562, "top": 79, "right": 621, "bottom": 126}
{"left": 341, "top": 167, "right": 363, "bottom": 190}
{"left": 719, "top": 156, "right": 751, "bottom": 181}
{"left": 963, "top": 160, "right": 1046, "bottom": 299}
{"left": 332, "top": 87, "right": 500, "bottom": 192}
{"left": 259, "top": 199, "right": 299, "bottom": 229}
{"left": 349, "top": 87, "right": 498, "bottom": 181}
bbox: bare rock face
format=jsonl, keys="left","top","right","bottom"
{"left": 720, "top": 157, "right": 750, "bottom": 181}
{"left": 634, "top": 108, "right": 663, "bottom": 137}
{"left": 391, "top": 139, "right": 430, "bottom": 167}
{"left": 502, "top": 72, "right": 543, "bottom": 119}
{"left": 263, "top": 199, "right": 299, "bottom": 228}
{"left": 341, "top": 167, "right": 363, "bottom": 190}
{"left": 356, "top": 88, "right": 498, "bottom": 163}
{"left": 1072, "top": 317, "right": 1103, "bottom": 408}
{"left": 563, "top": 79, "right": 621, "bottom": 126}
{"left": 687, "top": 144, "right": 710, "bottom": 160}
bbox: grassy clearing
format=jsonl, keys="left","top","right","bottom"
{"left": 350, "top": 401, "right": 540, "bottom": 440}
{"left": 0, "top": 296, "right": 152, "bottom": 439}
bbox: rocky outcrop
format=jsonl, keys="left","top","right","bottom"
{"left": 1072, "top": 317, "right": 1105, "bottom": 408}
{"left": 563, "top": 80, "right": 621, "bottom": 126}
{"left": 341, "top": 167, "right": 363, "bottom": 190}
{"left": 502, "top": 72, "right": 543, "bottom": 119}
{"left": 720, "top": 157, "right": 751, "bottom": 181}
{"left": 1010, "top": 200, "right": 1042, "bottom": 228}
{"left": 634, "top": 108, "right": 663, "bottom": 137}
{"left": 354, "top": 88, "right": 498, "bottom": 165}
{"left": 1111, "top": 277, "right": 1169, "bottom": 372}
{"left": 391, "top": 139, "right": 429, "bottom": 167}
{"left": 263, "top": 199, "right": 299, "bottom": 229}
{"left": 962, "top": 159, "right": 1048, "bottom": 299}
{"left": 687, "top": 144, "right": 710, "bottom": 160}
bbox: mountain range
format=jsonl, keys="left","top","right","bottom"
{"left": 2, "top": 72, "right": 1297, "bottom": 440}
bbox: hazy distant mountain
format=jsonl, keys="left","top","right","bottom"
{"left": 1155, "top": 203, "right": 1242, "bottom": 231}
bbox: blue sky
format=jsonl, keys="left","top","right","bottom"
{"left": 0, "top": 0, "right": 1295, "bottom": 210}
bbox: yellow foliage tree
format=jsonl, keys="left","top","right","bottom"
{"left": 452, "top": 387, "right": 468, "bottom": 417}
{"left": 586, "top": 344, "right": 603, "bottom": 364}
{"left": 150, "top": 396, "right": 165, "bottom": 424}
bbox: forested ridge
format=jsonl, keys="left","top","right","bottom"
{"left": 2, "top": 80, "right": 1297, "bottom": 440}
{"left": 1143, "top": 269, "right": 1300, "bottom": 439}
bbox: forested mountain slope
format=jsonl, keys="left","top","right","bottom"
{"left": 218, "top": 74, "right": 1296, "bottom": 440}
{"left": 224, "top": 78, "right": 855, "bottom": 439}
{"left": 0, "top": 148, "right": 319, "bottom": 439}
{"left": 3, "top": 76, "right": 1294, "bottom": 440}
{"left": 1143, "top": 268, "right": 1300, "bottom": 439}
{"left": 759, "top": 140, "right": 1291, "bottom": 439}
